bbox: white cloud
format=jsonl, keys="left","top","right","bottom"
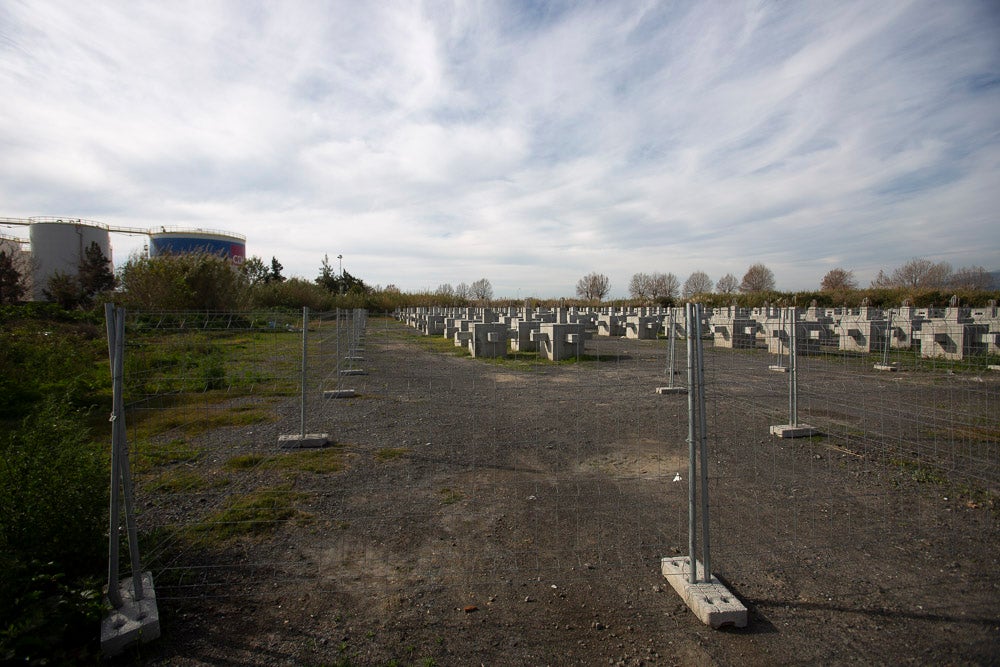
{"left": 1, "top": 0, "right": 998, "bottom": 297}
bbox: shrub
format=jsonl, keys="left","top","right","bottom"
{"left": 0, "top": 397, "right": 108, "bottom": 663}
{"left": 250, "top": 277, "right": 336, "bottom": 310}
{"left": 0, "top": 311, "right": 110, "bottom": 420}
{"left": 117, "top": 252, "right": 250, "bottom": 311}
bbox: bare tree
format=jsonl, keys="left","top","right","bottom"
{"left": 454, "top": 282, "right": 471, "bottom": 300}
{"left": 649, "top": 272, "right": 679, "bottom": 300}
{"left": 870, "top": 269, "right": 894, "bottom": 289}
{"left": 739, "top": 263, "right": 776, "bottom": 293}
{"left": 469, "top": 278, "right": 493, "bottom": 302}
{"left": 682, "top": 271, "right": 713, "bottom": 299}
{"left": 435, "top": 283, "right": 454, "bottom": 297}
{"left": 876, "top": 258, "right": 952, "bottom": 289}
{"left": 820, "top": 268, "right": 857, "bottom": 292}
{"left": 628, "top": 273, "right": 652, "bottom": 300}
{"left": 949, "top": 266, "right": 994, "bottom": 290}
{"left": 715, "top": 273, "right": 738, "bottom": 294}
{"left": 630, "top": 272, "right": 679, "bottom": 301}
{"left": 576, "top": 272, "right": 610, "bottom": 301}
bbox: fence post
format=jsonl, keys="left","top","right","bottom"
{"left": 300, "top": 306, "right": 309, "bottom": 439}
{"left": 684, "top": 302, "right": 711, "bottom": 583}
{"left": 104, "top": 304, "right": 144, "bottom": 603}
{"left": 875, "top": 308, "right": 898, "bottom": 371}
{"left": 656, "top": 308, "right": 687, "bottom": 395}
{"left": 661, "top": 302, "right": 747, "bottom": 628}
{"left": 695, "top": 305, "right": 711, "bottom": 582}
{"left": 770, "top": 307, "right": 817, "bottom": 438}
{"left": 667, "top": 309, "right": 677, "bottom": 383}
{"left": 101, "top": 304, "right": 160, "bottom": 655}
{"left": 278, "top": 306, "right": 329, "bottom": 448}
{"left": 789, "top": 307, "right": 798, "bottom": 428}
{"left": 685, "top": 303, "right": 698, "bottom": 584}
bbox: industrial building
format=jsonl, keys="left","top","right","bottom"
{"left": 0, "top": 216, "right": 247, "bottom": 301}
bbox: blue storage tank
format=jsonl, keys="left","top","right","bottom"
{"left": 148, "top": 228, "right": 246, "bottom": 263}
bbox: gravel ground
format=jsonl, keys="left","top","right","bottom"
{"left": 124, "top": 317, "right": 999, "bottom": 666}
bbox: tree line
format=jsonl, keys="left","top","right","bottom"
{"left": 1, "top": 248, "right": 995, "bottom": 313}
{"left": 574, "top": 259, "right": 996, "bottom": 306}
{"left": 576, "top": 263, "right": 777, "bottom": 303}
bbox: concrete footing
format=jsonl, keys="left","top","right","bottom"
{"left": 655, "top": 386, "right": 688, "bottom": 394}
{"left": 661, "top": 557, "right": 747, "bottom": 629}
{"left": 278, "top": 433, "right": 330, "bottom": 448}
{"left": 768, "top": 364, "right": 788, "bottom": 373}
{"left": 769, "top": 424, "right": 818, "bottom": 438}
{"left": 101, "top": 571, "right": 160, "bottom": 657}
{"left": 988, "top": 365, "right": 1000, "bottom": 371}
{"left": 340, "top": 369, "right": 366, "bottom": 376}
{"left": 873, "top": 363, "right": 898, "bottom": 372}
{"left": 324, "top": 389, "right": 357, "bottom": 399}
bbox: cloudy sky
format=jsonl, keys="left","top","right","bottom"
{"left": 1, "top": 1, "right": 998, "bottom": 298}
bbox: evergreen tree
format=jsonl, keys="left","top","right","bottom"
{"left": 268, "top": 257, "right": 286, "bottom": 283}
{"left": 43, "top": 271, "right": 82, "bottom": 309}
{"left": 316, "top": 254, "right": 338, "bottom": 292}
{"left": 0, "top": 251, "right": 26, "bottom": 304}
{"left": 241, "top": 256, "right": 270, "bottom": 286}
{"left": 77, "top": 241, "right": 115, "bottom": 303}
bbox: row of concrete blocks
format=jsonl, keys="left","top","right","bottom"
{"left": 707, "top": 306, "right": 1000, "bottom": 361}
{"left": 450, "top": 320, "right": 589, "bottom": 361}
{"left": 398, "top": 305, "right": 1000, "bottom": 361}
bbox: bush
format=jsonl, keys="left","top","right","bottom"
{"left": 118, "top": 252, "right": 251, "bottom": 311}
{"left": 250, "top": 277, "right": 336, "bottom": 310}
{"left": 0, "top": 310, "right": 110, "bottom": 421}
{"left": 0, "top": 397, "right": 108, "bottom": 663}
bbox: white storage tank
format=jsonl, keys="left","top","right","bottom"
{"left": 28, "top": 217, "right": 112, "bottom": 300}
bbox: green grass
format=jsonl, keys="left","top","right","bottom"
{"left": 411, "top": 334, "right": 472, "bottom": 357}
{"left": 225, "top": 444, "right": 347, "bottom": 474}
{"left": 134, "top": 438, "right": 204, "bottom": 470}
{"left": 437, "top": 488, "right": 464, "bottom": 505}
{"left": 187, "top": 485, "right": 306, "bottom": 544}
{"left": 126, "top": 328, "right": 304, "bottom": 397}
{"left": 891, "top": 458, "right": 949, "bottom": 486}
{"left": 887, "top": 456, "right": 998, "bottom": 510}
{"left": 145, "top": 467, "right": 230, "bottom": 493}
{"left": 374, "top": 447, "right": 409, "bottom": 461}
{"left": 132, "top": 402, "right": 274, "bottom": 439}
{"left": 272, "top": 446, "right": 346, "bottom": 473}
{"left": 225, "top": 453, "right": 268, "bottom": 470}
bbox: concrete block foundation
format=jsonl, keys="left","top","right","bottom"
{"left": 278, "top": 433, "right": 330, "bottom": 448}
{"left": 769, "top": 424, "right": 818, "bottom": 438}
{"left": 532, "top": 323, "right": 588, "bottom": 361}
{"left": 324, "top": 389, "right": 357, "bottom": 398}
{"left": 101, "top": 571, "right": 160, "bottom": 657}
{"left": 661, "top": 557, "right": 747, "bottom": 629}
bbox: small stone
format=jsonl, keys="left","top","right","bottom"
{"left": 464, "top": 605, "right": 478, "bottom": 613}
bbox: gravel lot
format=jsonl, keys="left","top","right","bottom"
{"left": 127, "top": 317, "right": 999, "bottom": 666}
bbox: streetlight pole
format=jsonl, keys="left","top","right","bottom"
{"left": 337, "top": 254, "right": 342, "bottom": 278}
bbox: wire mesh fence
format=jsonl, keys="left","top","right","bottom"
{"left": 115, "top": 304, "right": 999, "bottom": 662}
